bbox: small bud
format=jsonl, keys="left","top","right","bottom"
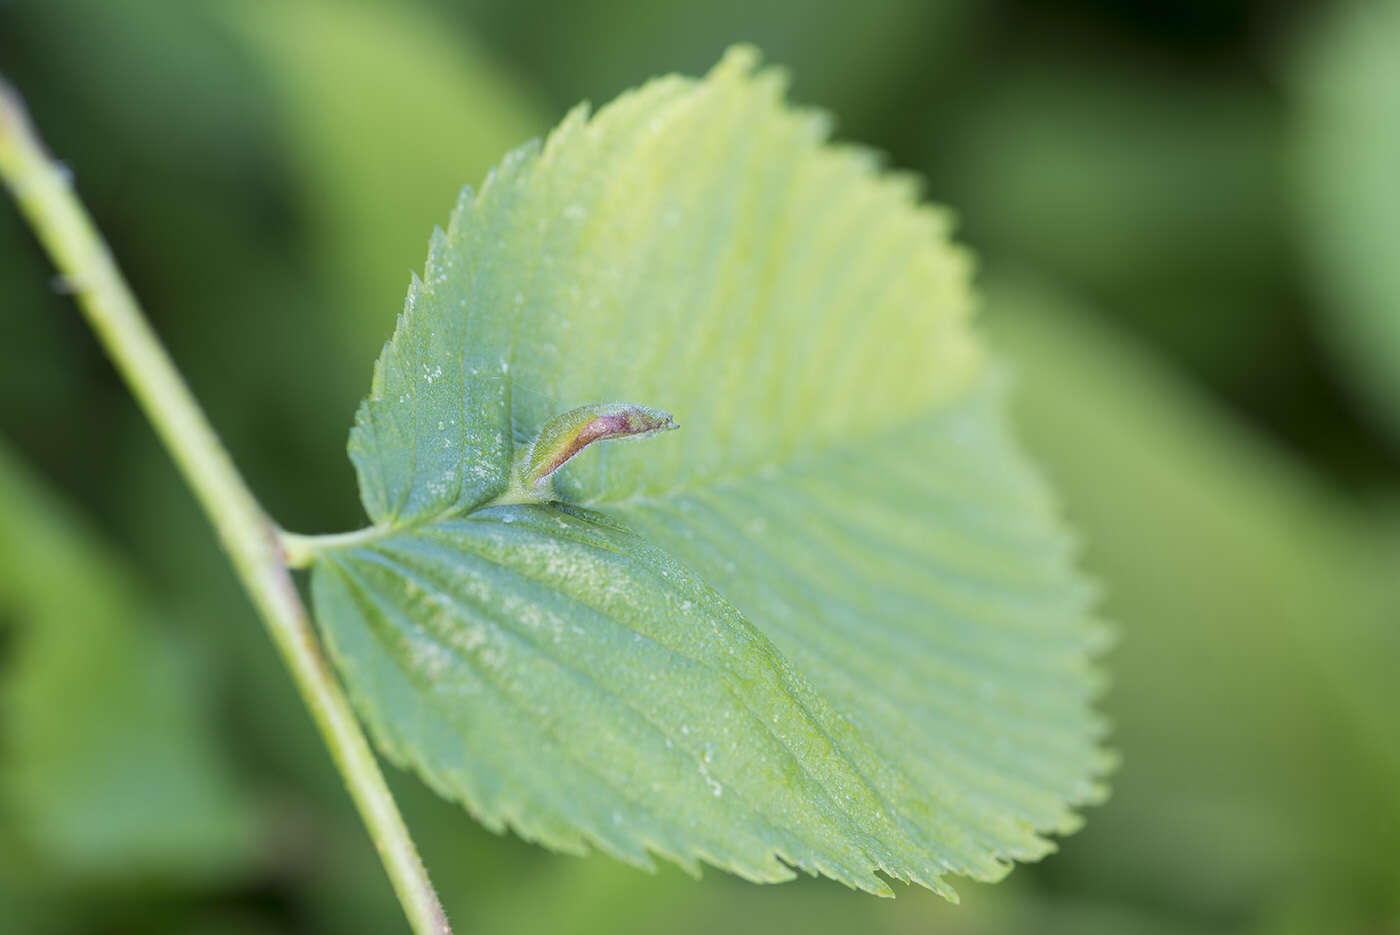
{"left": 513, "top": 402, "right": 677, "bottom": 499}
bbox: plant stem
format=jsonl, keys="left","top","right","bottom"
{"left": 0, "top": 79, "right": 451, "bottom": 935}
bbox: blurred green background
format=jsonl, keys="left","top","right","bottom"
{"left": 1, "top": 0, "right": 1397, "bottom": 933}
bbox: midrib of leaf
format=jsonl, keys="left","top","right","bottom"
{"left": 351, "top": 378, "right": 1057, "bottom": 569}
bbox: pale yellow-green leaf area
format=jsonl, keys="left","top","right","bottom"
{"left": 350, "top": 47, "right": 980, "bottom": 524}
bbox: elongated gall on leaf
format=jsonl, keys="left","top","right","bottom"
{"left": 516, "top": 403, "right": 677, "bottom": 499}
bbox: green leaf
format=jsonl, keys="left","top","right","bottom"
{"left": 0, "top": 438, "right": 255, "bottom": 881}
{"left": 1294, "top": 0, "right": 1400, "bottom": 446}
{"left": 313, "top": 48, "right": 1108, "bottom": 897}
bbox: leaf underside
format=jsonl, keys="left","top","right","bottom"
{"left": 313, "top": 47, "right": 1108, "bottom": 898}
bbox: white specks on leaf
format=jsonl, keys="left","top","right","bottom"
{"left": 699, "top": 747, "right": 723, "bottom": 798}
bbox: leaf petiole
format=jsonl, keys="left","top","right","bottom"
{"left": 279, "top": 524, "right": 390, "bottom": 569}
